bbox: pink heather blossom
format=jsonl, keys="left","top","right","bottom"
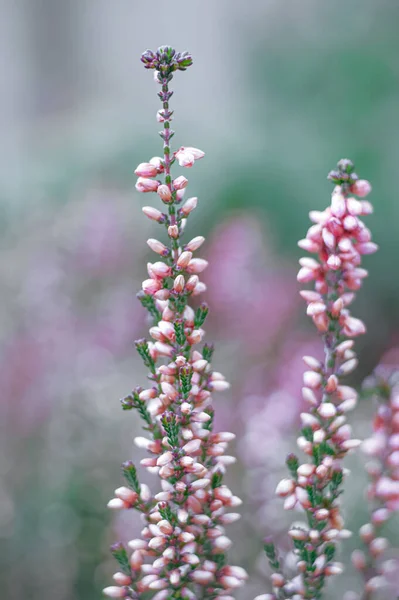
{"left": 142, "top": 205, "right": 164, "bottom": 222}
{"left": 175, "top": 146, "right": 205, "bottom": 167}
{"left": 167, "top": 224, "right": 179, "bottom": 238}
{"left": 176, "top": 250, "right": 192, "bottom": 269}
{"left": 149, "top": 261, "right": 172, "bottom": 279}
{"left": 134, "top": 162, "right": 159, "bottom": 178}
{"left": 157, "top": 184, "right": 172, "bottom": 203}
{"left": 185, "top": 236, "right": 205, "bottom": 252}
{"left": 142, "top": 278, "right": 162, "bottom": 295}
{"left": 103, "top": 586, "right": 127, "bottom": 598}
{"left": 180, "top": 196, "right": 198, "bottom": 216}
{"left": 186, "top": 257, "right": 208, "bottom": 274}
{"left": 175, "top": 147, "right": 195, "bottom": 167}
{"left": 173, "top": 175, "right": 188, "bottom": 190}
{"left": 146, "top": 238, "right": 168, "bottom": 256}
{"left": 104, "top": 45, "right": 246, "bottom": 600}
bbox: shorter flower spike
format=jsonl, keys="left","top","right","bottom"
{"left": 256, "top": 160, "right": 377, "bottom": 600}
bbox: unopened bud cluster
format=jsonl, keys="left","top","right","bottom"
{"left": 103, "top": 47, "right": 247, "bottom": 600}
{"left": 256, "top": 160, "right": 377, "bottom": 600}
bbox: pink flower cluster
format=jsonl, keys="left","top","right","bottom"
{"left": 350, "top": 368, "right": 399, "bottom": 598}
{"left": 103, "top": 46, "right": 246, "bottom": 599}
{"left": 297, "top": 180, "right": 376, "bottom": 337}
{"left": 256, "top": 160, "right": 378, "bottom": 600}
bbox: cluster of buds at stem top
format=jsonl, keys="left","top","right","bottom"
{"left": 103, "top": 47, "right": 247, "bottom": 600}
{"left": 255, "top": 160, "right": 377, "bottom": 600}
{"left": 349, "top": 368, "right": 399, "bottom": 599}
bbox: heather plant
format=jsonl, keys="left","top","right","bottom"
{"left": 255, "top": 160, "right": 378, "bottom": 600}
{"left": 100, "top": 45, "right": 391, "bottom": 600}
{"left": 103, "top": 46, "right": 247, "bottom": 599}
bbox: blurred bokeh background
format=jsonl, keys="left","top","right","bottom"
{"left": 1, "top": 1, "right": 399, "bottom": 598}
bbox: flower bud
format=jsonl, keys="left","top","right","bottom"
{"left": 303, "top": 371, "right": 322, "bottom": 389}
{"left": 107, "top": 498, "right": 127, "bottom": 510}
{"left": 175, "top": 147, "right": 195, "bottom": 167}
{"left": 186, "top": 258, "right": 209, "bottom": 274}
{"left": 157, "top": 184, "right": 172, "bottom": 203}
{"left": 168, "top": 225, "right": 179, "bottom": 238}
{"left": 112, "top": 573, "right": 132, "bottom": 585}
{"left": 103, "top": 586, "right": 126, "bottom": 598}
{"left": 173, "top": 176, "right": 188, "bottom": 190}
{"left": 177, "top": 251, "right": 193, "bottom": 269}
{"left": 318, "top": 403, "right": 337, "bottom": 419}
{"left": 185, "top": 236, "right": 205, "bottom": 252}
{"left": 351, "top": 179, "right": 372, "bottom": 197}
{"left": 181, "top": 197, "right": 198, "bottom": 215}
{"left": 135, "top": 162, "right": 159, "bottom": 177}
{"left": 275, "top": 478, "right": 295, "bottom": 497}
{"left": 149, "top": 156, "right": 164, "bottom": 171}
{"left": 136, "top": 177, "right": 160, "bottom": 193}
{"left": 142, "top": 206, "right": 164, "bottom": 222}
{"left": 171, "top": 274, "right": 184, "bottom": 294}
{"left": 147, "top": 238, "right": 168, "bottom": 255}
{"left": 151, "top": 262, "right": 172, "bottom": 278}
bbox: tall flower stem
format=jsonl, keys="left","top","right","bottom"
{"left": 103, "top": 46, "right": 247, "bottom": 600}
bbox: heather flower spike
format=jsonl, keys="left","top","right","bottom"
{"left": 104, "top": 46, "right": 246, "bottom": 599}
{"left": 349, "top": 368, "right": 399, "bottom": 599}
{"left": 256, "top": 160, "right": 377, "bottom": 600}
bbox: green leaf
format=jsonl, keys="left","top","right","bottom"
{"left": 110, "top": 542, "right": 131, "bottom": 576}
{"left": 122, "top": 461, "right": 140, "bottom": 494}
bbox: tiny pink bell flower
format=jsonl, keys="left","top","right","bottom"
{"left": 142, "top": 206, "right": 164, "bottom": 222}
{"left": 175, "top": 146, "right": 205, "bottom": 167}
{"left": 157, "top": 184, "right": 172, "bottom": 203}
